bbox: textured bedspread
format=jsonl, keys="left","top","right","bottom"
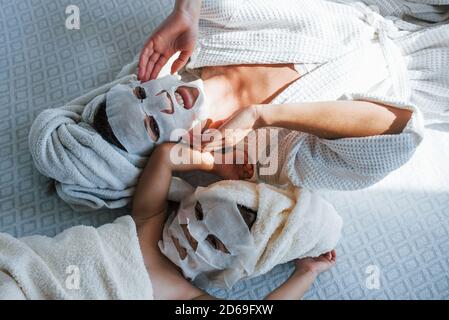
{"left": 0, "top": 0, "right": 448, "bottom": 299}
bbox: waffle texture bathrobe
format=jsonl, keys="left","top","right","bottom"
{"left": 29, "top": 0, "right": 449, "bottom": 209}
{"left": 345, "top": 0, "right": 449, "bottom": 23}
{"left": 188, "top": 0, "right": 448, "bottom": 190}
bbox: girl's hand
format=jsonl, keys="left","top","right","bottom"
{"left": 138, "top": 6, "right": 199, "bottom": 81}
{"left": 294, "top": 250, "right": 337, "bottom": 276}
{"left": 202, "top": 105, "right": 262, "bottom": 152}
{"left": 264, "top": 250, "right": 336, "bottom": 300}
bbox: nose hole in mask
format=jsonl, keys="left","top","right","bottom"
{"left": 157, "top": 90, "right": 174, "bottom": 114}
{"left": 195, "top": 202, "right": 204, "bottom": 221}
{"left": 181, "top": 224, "right": 198, "bottom": 251}
{"left": 206, "top": 234, "right": 230, "bottom": 254}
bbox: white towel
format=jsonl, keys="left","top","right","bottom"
{"left": 28, "top": 56, "right": 178, "bottom": 211}
{"left": 187, "top": 180, "right": 343, "bottom": 288}
{"left": 0, "top": 216, "right": 153, "bottom": 300}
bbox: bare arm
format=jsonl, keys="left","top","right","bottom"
{"left": 132, "top": 142, "right": 214, "bottom": 227}
{"left": 133, "top": 143, "right": 336, "bottom": 300}
{"left": 203, "top": 100, "right": 413, "bottom": 152}
{"left": 190, "top": 253, "right": 337, "bottom": 301}
{"left": 265, "top": 251, "right": 337, "bottom": 300}
{"left": 256, "top": 100, "right": 413, "bottom": 139}
{"left": 132, "top": 143, "right": 216, "bottom": 300}
{"left": 265, "top": 269, "right": 317, "bottom": 300}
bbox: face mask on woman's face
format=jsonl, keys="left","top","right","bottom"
{"left": 106, "top": 75, "right": 207, "bottom": 155}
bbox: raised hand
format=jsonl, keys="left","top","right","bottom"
{"left": 138, "top": 1, "right": 201, "bottom": 82}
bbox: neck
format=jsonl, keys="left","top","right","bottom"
{"left": 200, "top": 64, "right": 300, "bottom": 122}
{"left": 201, "top": 67, "right": 243, "bottom": 121}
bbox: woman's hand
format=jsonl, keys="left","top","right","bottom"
{"left": 210, "top": 147, "right": 254, "bottom": 180}
{"left": 202, "top": 105, "right": 263, "bottom": 152}
{"left": 179, "top": 119, "right": 255, "bottom": 180}
{"left": 138, "top": 2, "right": 200, "bottom": 82}
{"left": 294, "top": 250, "right": 337, "bottom": 276}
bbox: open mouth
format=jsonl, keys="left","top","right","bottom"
{"left": 159, "top": 86, "right": 200, "bottom": 115}
{"left": 174, "top": 86, "right": 199, "bottom": 110}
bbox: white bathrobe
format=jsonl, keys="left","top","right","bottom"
{"left": 0, "top": 216, "right": 153, "bottom": 300}
{"left": 340, "top": 0, "right": 449, "bottom": 24}
{"left": 187, "top": 0, "right": 448, "bottom": 190}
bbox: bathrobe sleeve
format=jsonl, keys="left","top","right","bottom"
{"left": 268, "top": 19, "right": 447, "bottom": 191}
{"left": 272, "top": 99, "right": 424, "bottom": 191}
{"left": 199, "top": 0, "right": 240, "bottom": 25}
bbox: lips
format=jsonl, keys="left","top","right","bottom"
{"left": 176, "top": 86, "right": 199, "bottom": 110}
{"left": 160, "top": 85, "right": 200, "bottom": 115}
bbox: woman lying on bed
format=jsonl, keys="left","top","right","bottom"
{"left": 0, "top": 143, "right": 340, "bottom": 300}
{"left": 29, "top": 0, "right": 449, "bottom": 210}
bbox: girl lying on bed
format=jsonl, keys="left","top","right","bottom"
{"left": 29, "top": 0, "right": 449, "bottom": 211}
{"left": 0, "top": 143, "right": 341, "bottom": 300}
{"left": 133, "top": 142, "right": 342, "bottom": 298}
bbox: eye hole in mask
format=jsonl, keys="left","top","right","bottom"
{"left": 143, "top": 115, "right": 160, "bottom": 142}
{"left": 133, "top": 86, "right": 147, "bottom": 101}
{"left": 206, "top": 234, "right": 230, "bottom": 254}
{"left": 237, "top": 204, "right": 257, "bottom": 230}
{"left": 195, "top": 202, "right": 203, "bottom": 221}
{"left": 171, "top": 235, "right": 187, "bottom": 260}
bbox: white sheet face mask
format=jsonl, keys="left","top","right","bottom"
{"left": 158, "top": 188, "right": 256, "bottom": 281}
{"left": 105, "top": 75, "right": 207, "bottom": 155}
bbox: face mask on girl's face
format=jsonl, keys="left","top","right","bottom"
{"left": 158, "top": 188, "right": 256, "bottom": 281}
{"left": 106, "top": 75, "right": 207, "bottom": 156}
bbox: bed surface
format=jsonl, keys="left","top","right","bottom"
{"left": 1, "top": 0, "right": 448, "bottom": 299}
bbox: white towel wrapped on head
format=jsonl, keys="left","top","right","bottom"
{"left": 28, "top": 56, "right": 179, "bottom": 211}
{"left": 165, "top": 179, "right": 343, "bottom": 289}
